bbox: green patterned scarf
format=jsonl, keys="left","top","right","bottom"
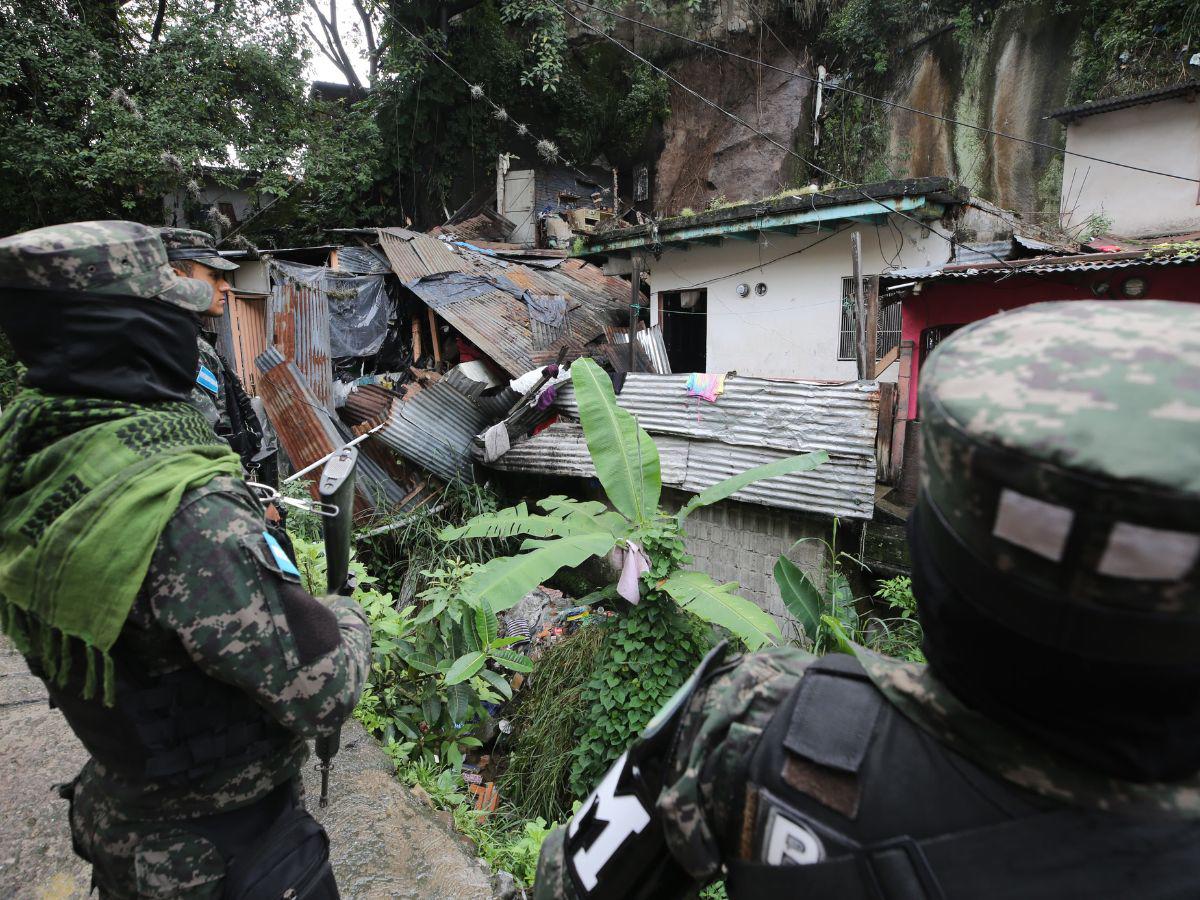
{"left": 0, "top": 390, "right": 241, "bottom": 704}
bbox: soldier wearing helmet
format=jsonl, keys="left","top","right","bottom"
{"left": 0, "top": 221, "right": 369, "bottom": 898}
{"left": 535, "top": 300, "right": 1200, "bottom": 899}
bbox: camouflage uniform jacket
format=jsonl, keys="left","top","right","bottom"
{"left": 191, "top": 334, "right": 229, "bottom": 437}
{"left": 535, "top": 645, "right": 1200, "bottom": 897}
{"left": 61, "top": 475, "right": 371, "bottom": 899}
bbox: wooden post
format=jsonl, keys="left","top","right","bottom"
{"left": 865, "top": 275, "right": 880, "bottom": 380}
{"left": 628, "top": 255, "right": 642, "bottom": 373}
{"left": 612, "top": 167, "right": 619, "bottom": 213}
{"left": 850, "top": 233, "right": 868, "bottom": 380}
{"left": 428, "top": 308, "right": 442, "bottom": 366}
{"left": 410, "top": 316, "right": 423, "bottom": 363}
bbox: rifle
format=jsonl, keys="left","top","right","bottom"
{"left": 314, "top": 445, "right": 358, "bottom": 808}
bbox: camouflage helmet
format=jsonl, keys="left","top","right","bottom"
{"left": 159, "top": 227, "right": 239, "bottom": 271}
{"left": 0, "top": 221, "right": 212, "bottom": 312}
{"left": 917, "top": 300, "right": 1200, "bottom": 664}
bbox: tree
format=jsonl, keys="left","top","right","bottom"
{"left": 0, "top": 0, "right": 312, "bottom": 235}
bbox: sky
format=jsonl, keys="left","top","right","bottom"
{"left": 301, "top": 4, "right": 373, "bottom": 86}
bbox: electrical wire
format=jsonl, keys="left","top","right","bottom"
{"left": 369, "top": 2, "right": 616, "bottom": 207}
{"left": 565, "top": 0, "right": 1200, "bottom": 185}
{"left": 552, "top": 0, "right": 1014, "bottom": 269}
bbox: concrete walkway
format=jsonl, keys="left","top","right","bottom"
{"left": 0, "top": 640, "right": 495, "bottom": 899}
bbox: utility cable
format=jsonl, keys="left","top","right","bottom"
{"left": 565, "top": 0, "right": 1200, "bottom": 185}
{"left": 552, "top": 0, "right": 1013, "bottom": 268}
{"left": 369, "top": 2, "right": 617, "bottom": 207}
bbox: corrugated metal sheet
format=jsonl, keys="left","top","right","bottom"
{"left": 375, "top": 366, "right": 494, "bottom": 483}
{"left": 482, "top": 421, "right": 689, "bottom": 485}
{"left": 256, "top": 347, "right": 340, "bottom": 471}
{"left": 270, "top": 268, "right": 333, "bottom": 410}
{"left": 603, "top": 324, "right": 671, "bottom": 374}
{"left": 343, "top": 384, "right": 396, "bottom": 427}
{"left": 213, "top": 292, "right": 269, "bottom": 396}
{"left": 555, "top": 374, "right": 878, "bottom": 458}
{"left": 484, "top": 423, "right": 871, "bottom": 519}
{"left": 1048, "top": 80, "right": 1200, "bottom": 121}
{"left": 380, "top": 232, "right": 630, "bottom": 377}
{"left": 884, "top": 251, "right": 1200, "bottom": 281}
{"left": 256, "top": 348, "right": 390, "bottom": 512}
{"left": 378, "top": 228, "right": 471, "bottom": 281}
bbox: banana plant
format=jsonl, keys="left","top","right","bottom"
{"left": 440, "top": 357, "right": 829, "bottom": 650}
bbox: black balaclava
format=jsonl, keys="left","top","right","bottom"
{"left": 0, "top": 288, "right": 199, "bottom": 403}
{"left": 910, "top": 502, "right": 1200, "bottom": 784}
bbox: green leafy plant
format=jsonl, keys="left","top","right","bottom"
{"left": 442, "top": 357, "right": 826, "bottom": 650}
{"left": 868, "top": 575, "right": 925, "bottom": 663}
{"left": 351, "top": 559, "right": 533, "bottom": 769}
{"left": 774, "top": 530, "right": 925, "bottom": 662}
{"left": 445, "top": 356, "right": 826, "bottom": 792}
{"left": 502, "top": 624, "right": 611, "bottom": 821}
{"left": 773, "top": 518, "right": 864, "bottom": 653}
{"left": 393, "top": 755, "right": 556, "bottom": 888}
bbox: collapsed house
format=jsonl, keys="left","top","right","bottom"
{"left": 209, "top": 224, "right": 897, "bottom": 626}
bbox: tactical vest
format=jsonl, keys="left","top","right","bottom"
{"left": 44, "top": 643, "right": 293, "bottom": 789}
{"left": 731, "top": 654, "right": 1200, "bottom": 899}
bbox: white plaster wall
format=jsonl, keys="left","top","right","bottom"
{"left": 1061, "top": 98, "right": 1200, "bottom": 238}
{"left": 647, "top": 217, "right": 944, "bottom": 380}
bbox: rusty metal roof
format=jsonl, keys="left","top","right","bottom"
{"left": 371, "top": 226, "right": 631, "bottom": 377}
{"left": 256, "top": 347, "right": 403, "bottom": 512}
{"left": 269, "top": 263, "right": 334, "bottom": 410}
{"left": 377, "top": 228, "right": 471, "bottom": 282}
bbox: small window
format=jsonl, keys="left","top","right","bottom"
{"left": 837, "top": 276, "right": 902, "bottom": 362}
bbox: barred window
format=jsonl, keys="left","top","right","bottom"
{"left": 837, "top": 276, "right": 902, "bottom": 362}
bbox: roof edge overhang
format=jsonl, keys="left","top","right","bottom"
{"left": 578, "top": 179, "right": 964, "bottom": 257}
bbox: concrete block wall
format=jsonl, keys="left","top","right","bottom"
{"left": 666, "top": 489, "right": 834, "bottom": 640}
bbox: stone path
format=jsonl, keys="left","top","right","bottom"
{"left": 0, "top": 640, "right": 495, "bottom": 899}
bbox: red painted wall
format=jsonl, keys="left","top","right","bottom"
{"left": 899, "top": 265, "right": 1200, "bottom": 419}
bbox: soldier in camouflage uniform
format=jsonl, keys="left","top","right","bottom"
{"left": 536, "top": 300, "right": 1200, "bottom": 899}
{"left": 0, "top": 221, "right": 371, "bottom": 898}
{"left": 159, "top": 227, "right": 263, "bottom": 470}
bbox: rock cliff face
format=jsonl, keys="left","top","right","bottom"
{"left": 618, "top": 1, "right": 1084, "bottom": 220}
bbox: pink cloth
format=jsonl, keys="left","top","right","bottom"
{"left": 686, "top": 372, "right": 726, "bottom": 402}
{"left": 614, "top": 541, "right": 652, "bottom": 605}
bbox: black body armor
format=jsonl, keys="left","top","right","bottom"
{"left": 732, "top": 654, "right": 1200, "bottom": 899}
{"left": 42, "top": 645, "right": 291, "bottom": 790}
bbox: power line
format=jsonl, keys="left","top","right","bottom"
{"left": 565, "top": 0, "right": 1200, "bottom": 185}
{"left": 552, "top": 0, "right": 1013, "bottom": 268}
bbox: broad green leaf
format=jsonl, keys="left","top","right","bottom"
{"left": 421, "top": 694, "right": 442, "bottom": 725}
{"left": 479, "top": 667, "right": 513, "bottom": 700}
{"left": 459, "top": 532, "right": 619, "bottom": 611}
{"left": 412, "top": 596, "right": 448, "bottom": 626}
{"left": 820, "top": 614, "right": 855, "bottom": 655}
{"left": 662, "top": 570, "right": 782, "bottom": 650}
{"left": 445, "top": 651, "right": 486, "bottom": 685}
{"left": 446, "top": 682, "right": 472, "bottom": 723}
{"left": 475, "top": 600, "right": 499, "bottom": 647}
{"left": 571, "top": 357, "right": 661, "bottom": 523}
{"left": 439, "top": 500, "right": 623, "bottom": 541}
{"left": 491, "top": 648, "right": 534, "bottom": 673}
{"left": 774, "top": 555, "right": 823, "bottom": 641}
{"left": 677, "top": 451, "right": 829, "bottom": 522}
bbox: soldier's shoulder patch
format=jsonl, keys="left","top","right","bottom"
{"left": 239, "top": 530, "right": 302, "bottom": 585}
{"left": 263, "top": 531, "right": 301, "bottom": 578}
{"left": 196, "top": 365, "right": 219, "bottom": 394}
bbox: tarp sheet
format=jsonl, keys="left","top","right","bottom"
{"left": 273, "top": 260, "right": 392, "bottom": 358}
